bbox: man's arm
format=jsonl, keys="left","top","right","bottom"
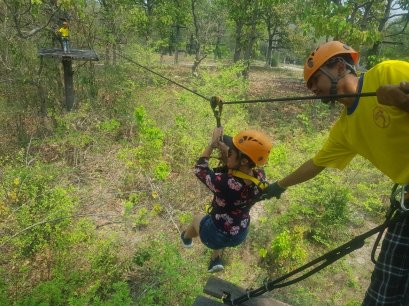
{"left": 376, "top": 82, "right": 409, "bottom": 113}
{"left": 278, "top": 159, "right": 325, "bottom": 188}
{"left": 263, "top": 159, "right": 325, "bottom": 199}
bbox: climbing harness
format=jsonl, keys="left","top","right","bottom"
{"left": 220, "top": 183, "right": 409, "bottom": 306}
{"left": 371, "top": 183, "right": 409, "bottom": 264}
{"left": 205, "top": 169, "right": 268, "bottom": 215}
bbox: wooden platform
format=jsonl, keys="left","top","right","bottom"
{"left": 193, "top": 276, "right": 289, "bottom": 306}
{"left": 39, "top": 48, "right": 99, "bottom": 61}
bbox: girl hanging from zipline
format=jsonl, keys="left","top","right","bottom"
{"left": 180, "top": 126, "right": 273, "bottom": 272}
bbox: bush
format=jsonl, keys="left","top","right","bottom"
{"left": 267, "top": 226, "right": 308, "bottom": 273}
{"left": 133, "top": 236, "right": 204, "bottom": 305}
{"left": 0, "top": 159, "right": 132, "bottom": 305}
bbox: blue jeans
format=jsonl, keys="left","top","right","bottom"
{"left": 62, "top": 38, "right": 69, "bottom": 52}
{"left": 199, "top": 214, "right": 248, "bottom": 250}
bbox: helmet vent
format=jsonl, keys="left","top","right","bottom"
{"left": 239, "top": 136, "right": 264, "bottom": 146}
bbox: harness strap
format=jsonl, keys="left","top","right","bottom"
{"left": 207, "top": 170, "right": 267, "bottom": 214}
{"left": 229, "top": 169, "right": 268, "bottom": 190}
{"left": 371, "top": 183, "right": 409, "bottom": 264}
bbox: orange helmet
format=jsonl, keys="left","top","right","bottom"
{"left": 303, "top": 41, "right": 359, "bottom": 84}
{"left": 232, "top": 130, "right": 272, "bottom": 166}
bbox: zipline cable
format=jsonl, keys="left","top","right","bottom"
{"left": 223, "top": 92, "right": 378, "bottom": 105}
{"left": 113, "top": 51, "right": 211, "bottom": 101}
{"left": 95, "top": 39, "right": 409, "bottom": 108}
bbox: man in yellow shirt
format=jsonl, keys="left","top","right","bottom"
{"left": 57, "top": 21, "right": 70, "bottom": 53}
{"left": 264, "top": 41, "right": 409, "bottom": 305}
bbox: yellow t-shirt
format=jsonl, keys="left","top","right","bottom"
{"left": 313, "top": 60, "right": 409, "bottom": 184}
{"left": 58, "top": 27, "right": 69, "bottom": 38}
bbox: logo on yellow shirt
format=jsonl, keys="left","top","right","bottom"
{"left": 373, "top": 106, "right": 390, "bottom": 128}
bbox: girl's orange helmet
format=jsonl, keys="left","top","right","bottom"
{"left": 233, "top": 130, "right": 272, "bottom": 166}
{"left": 303, "top": 41, "right": 359, "bottom": 84}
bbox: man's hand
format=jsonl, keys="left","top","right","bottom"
{"left": 376, "top": 82, "right": 409, "bottom": 113}
{"left": 261, "top": 181, "right": 286, "bottom": 200}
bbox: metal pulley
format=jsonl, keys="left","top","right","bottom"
{"left": 210, "top": 96, "right": 223, "bottom": 127}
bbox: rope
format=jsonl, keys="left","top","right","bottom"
{"left": 223, "top": 184, "right": 408, "bottom": 305}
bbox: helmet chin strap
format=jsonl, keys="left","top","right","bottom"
{"left": 318, "top": 67, "right": 341, "bottom": 104}
{"left": 318, "top": 57, "right": 354, "bottom": 104}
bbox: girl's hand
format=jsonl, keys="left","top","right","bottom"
{"left": 210, "top": 127, "right": 223, "bottom": 147}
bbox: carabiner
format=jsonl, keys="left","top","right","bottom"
{"left": 400, "top": 184, "right": 409, "bottom": 212}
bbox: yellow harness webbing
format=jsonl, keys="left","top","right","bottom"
{"left": 229, "top": 169, "right": 268, "bottom": 190}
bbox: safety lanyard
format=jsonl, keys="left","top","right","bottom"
{"left": 222, "top": 183, "right": 409, "bottom": 305}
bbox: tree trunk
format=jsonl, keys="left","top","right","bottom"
{"left": 174, "top": 24, "right": 181, "bottom": 64}
{"left": 191, "top": 0, "right": 202, "bottom": 76}
{"left": 242, "top": 17, "right": 258, "bottom": 78}
{"left": 233, "top": 21, "right": 243, "bottom": 63}
{"left": 265, "top": 24, "right": 278, "bottom": 67}
{"left": 62, "top": 59, "right": 74, "bottom": 111}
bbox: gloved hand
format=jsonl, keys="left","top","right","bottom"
{"left": 261, "top": 181, "right": 286, "bottom": 200}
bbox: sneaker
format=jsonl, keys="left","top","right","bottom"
{"left": 180, "top": 230, "right": 193, "bottom": 248}
{"left": 207, "top": 256, "right": 224, "bottom": 273}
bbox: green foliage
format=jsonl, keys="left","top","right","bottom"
{"left": 151, "top": 203, "right": 164, "bottom": 216}
{"left": 0, "top": 162, "right": 75, "bottom": 257}
{"left": 270, "top": 57, "right": 279, "bottom": 67}
{"left": 99, "top": 119, "right": 121, "bottom": 134}
{"left": 134, "top": 106, "right": 165, "bottom": 166}
{"left": 344, "top": 301, "right": 361, "bottom": 306}
{"left": 0, "top": 157, "right": 132, "bottom": 305}
{"left": 154, "top": 161, "right": 171, "bottom": 181}
{"left": 133, "top": 236, "right": 203, "bottom": 305}
{"left": 134, "top": 208, "right": 149, "bottom": 228}
{"left": 367, "top": 55, "right": 389, "bottom": 69}
{"left": 118, "top": 105, "right": 168, "bottom": 185}
{"left": 92, "top": 282, "right": 133, "bottom": 306}
{"left": 353, "top": 183, "right": 385, "bottom": 215}
{"left": 267, "top": 226, "right": 308, "bottom": 272}
{"left": 290, "top": 173, "right": 351, "bottom": 246}
{"left": 178, "top": 211, "right": 193, "bottom": 225}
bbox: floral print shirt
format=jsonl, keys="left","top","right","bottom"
{"left": 194, "top": 157, "right": 266, "bottom": 236}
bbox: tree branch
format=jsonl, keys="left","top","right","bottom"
{"left": 8, "top": 1, "right": 62, "bottom": 39}
{"left": 385, "top": 18, "right": 409, "bottom": 37}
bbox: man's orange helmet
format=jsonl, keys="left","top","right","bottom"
{"left": 303, "top": 41, "right": 359, "bottom": 84}
{"left": 233, "top": 130, "right": 272, "bottom": 166}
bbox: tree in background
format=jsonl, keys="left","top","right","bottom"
{"left": 299, "top": 0, "right": 409, "bottom": 67}
{"left": 260, "top": 0, "right": 298, "bottom": 67}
